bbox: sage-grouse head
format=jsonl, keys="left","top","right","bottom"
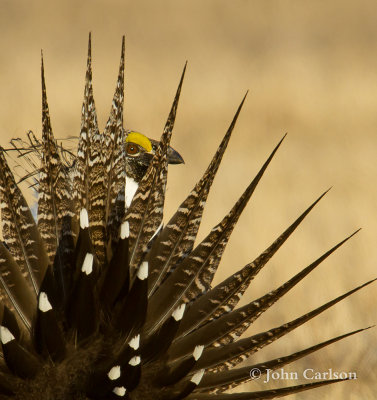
{"left": 0, "top": 34, "right": 373, "bottom": 400}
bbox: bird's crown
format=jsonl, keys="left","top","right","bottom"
{"left": 125, "top": 131, "right": 153, "bottom": 153}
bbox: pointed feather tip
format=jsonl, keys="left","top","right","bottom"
{"left": 116, "top": 35, "right": 125, "bottom": 72}
{"left": 128, "top": 334, "right": 140, "bottom": 350}
{"left": 87, "top": 33, "right": 92, "bottom": 59}
{"left": 303, "top": 187, "right": 332, "bottom": 213}
{"left": 137, "top": 261, "right": 148, "bottom": 280}
{"left": 256, "top": 132, "right": 287, "bottom": 167}
{"left": 172, "top": 303, "right": 186, "bottom": 321}
{"left": 82, "top": 253, "right": 94, "bottom": 275}
{"left": 350, "top": 227, "right": 362, "bottom": 236}
{"left": 320, "top": 186, "right": 332, "bottom": 197}
{"left": 108, "top": 365, "right": 121, "bottom": 381}
{"left": 177, "top": 61, "right": 187, "bottom": 90}
{"left": 348, "top": 325, "right": 375, "bottom": 335}
{"left": 278, "top": 132, "right": 288, "bottom": 146}
{"left": 40, "top": 51, "right": 48, "bottom": 90}
{"left": 240, "top": 90, "right": 249, "bottom": 106}
{"left": 80, "top": 208, "right": 89, "bottom": 229}
{"left": 225, "top": 91, "right": 249, "bottom": 130}
{"left": 190, "top": 369, "right": 205, "bottom": 385}
{"left": 120, "top": 221, "right": 130, "bottom": 239}
{"left": 38, "top": 292, "right": 52, "bottom": 312}
{"left": 193, "top": 345, "right": 204, "bottom": 361}
{"left": 364, "top": 325, "right": 375, "bottom": 331}
{"left": 129, "top": 356, "right": 141, "bottom": 366}
{"left": 338, "top": 228, "right": 362, "bottom": 245}
{"left": 41, "top": 50, "right": 46, "bottom": 90}
{"left": 113, "top": 386, "right": 126, "bottom": 396}
{"left": 329, "top": 228, "right": 362, "bottom": 253}
{"left": 0, "top": 326, "right": 15, "bottom": 345}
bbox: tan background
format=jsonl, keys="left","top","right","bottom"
{"left": 0, "top": 1, "right": 376, "bottom": 398}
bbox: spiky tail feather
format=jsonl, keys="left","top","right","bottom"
{"left": 0, "top": 35, "right": 373, "bottom": 400}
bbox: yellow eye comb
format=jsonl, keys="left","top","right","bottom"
{"left": 125, "top": 131, "right": 153, "bottom": 152}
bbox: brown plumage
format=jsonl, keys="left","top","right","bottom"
{"left": 0, "top": 34, "right": 373, "bottom": 400}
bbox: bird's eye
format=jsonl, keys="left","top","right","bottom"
{"left": 126, "top": 143, "right": 140, "bottom": 156}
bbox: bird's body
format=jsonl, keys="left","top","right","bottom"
{"left": 0, "top": 35, "right": 372, "bottom": 400}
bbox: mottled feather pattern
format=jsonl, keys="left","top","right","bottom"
{"left": 193, "top": 279, "right": 375, "bottom": 373}
{"left": 198, "top": 327, "right": 370, "bottom": 394}
{"left": 126, "top": 64, "right": 186, "bottom": 273}
{"left": 199, "top": 231, "right": 362, "bottom": 351}
{"left": 176, "top": 190, "right": 330, "bottom": 339}
{"left": 78, "top": 37, "right": 126, "bottom": 263}
{"left": 74, "top": 33, "right": 99, "bottom": 212}
{"left": 145, "top": 136, "right": 285, "bottom": 336}
{"left": 186, "top": 380, "right": 347, "bottom": 400}
{"left": 87, "top": 137, "right": 107, "bottom": 263}
{"left": 0, "top": 36, "right": 373, "bottom": 400}
{"left": 72, "top": 33, "right": 110, "bottom": 263}
{"left": 189, "top": 233, "right": 355, "bottom": 349}
{"left": 103, "top": 37, "right": 126, "bottom": 241}
{"left": 0, "top": 148, "right": 49, "bottom": 293}
{"left": 37, "top": 57, "right": 75, "bottom": 262}
{"left": 147, "top": 96, "right": 247, "bottom": 297}
{"left": 168, "top": 231, "right": 360, "bottom": 361}
{"left": 0, "top": 242, "right": 36, "bottom": 329}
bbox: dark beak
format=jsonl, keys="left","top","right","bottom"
{"left": 168, "top": 146, "right": 184, "bottom": 165}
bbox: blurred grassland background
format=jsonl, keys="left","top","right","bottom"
{"left": 0, "top": 0, "right": 376, "bottom": 398}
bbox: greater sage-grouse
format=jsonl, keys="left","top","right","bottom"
{"left": 0, "top": 35, "right": 373, "bottom": 400}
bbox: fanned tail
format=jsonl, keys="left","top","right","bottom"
{"left": 147, "top": 94, "right": 248, "bottom": 297}
{"left": 144, "top": 135, "right": 286, "bottom": 336}
{"left": 0, "top": 37, "right": 372, "bottom": 400}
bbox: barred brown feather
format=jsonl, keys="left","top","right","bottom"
{"left": 37, "top": 56, "right": 75, "bottom": 263}
{"left": 193, "top": 279, "right": 375, "bottom": 373}
{"left": 144, "top": 135, "right": 285, "bottom": 336}
{"left": 0, "top": 148, "right": 48, "bottom": 294}
{"left": 126, "top": 64, "right": 186, "bottom": 275}
{"left": 197, "top": 327, "right": 371, "bottom": 394}
{"left": 74, "top": 32, "right": 99, "bottom": 212}
{"left": 147, "top": 94, "right": 247, "bottom": 297}
{"left": 103, "top": 36, "right": 126, "bottom": 238}
{"left": 0, "top": 36, "right": 373, "bottom": 400}
{"left": 176, "top": 190, "right": 330, "bottom": 338}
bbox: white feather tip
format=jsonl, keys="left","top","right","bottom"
{"left": 39, "top": 291, "right": 53, "bottom": 312}
{"left": 129, "top": 356, "right": 141, "bottom": 366}
{"left": 80, "top": 208, "right": 89, "bottom": 229}
{"left": 172, "top": 303, "right": 186, "bottom": 321}
{"left": 191, "top": 369, "right": 205, "bottom": 385}
{"left": 193, "top": 345, "right": 204, "bottom": 361}
{"left": 82, "top": 253, "right": 94, "bottom": 275}
{"left": 128, "top": 334, "right": 140, "bottom": 350}
{"left": 137, "top": 262, "right": 148, "bottom": 280}
{"left": 0, "top": 326, "right": 15, "bottom": 345}
{"left": 120, "top": 221, "right": 130, "bottom": 239}
{"left": 113, "top": 386, "right": 126, "bottom": 397}
{"left": 107, "top": 365, "right": 121, "bottom": 381}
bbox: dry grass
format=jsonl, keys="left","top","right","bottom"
{"left": 0, "top": 1, "right": 376, "bottom": 398}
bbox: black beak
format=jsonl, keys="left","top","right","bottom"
{"left": 167, "top": 146, "right": 184, "bottom": 165}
